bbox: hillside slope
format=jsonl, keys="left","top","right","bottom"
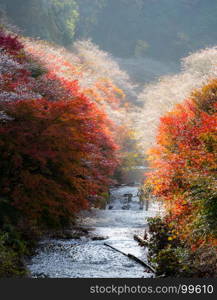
{"left": 1, "top": 0, "right": 217, "bottom": 64}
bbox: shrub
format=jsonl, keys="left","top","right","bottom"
{"left": 0, "top": 232, "right": 27, "bottom": 278}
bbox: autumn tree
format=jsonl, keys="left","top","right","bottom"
{"left": 146, "top": 79, "right": 217, "bottom": 250}
{"left": 0, "top": 28, "right": 119, "bottom": 228}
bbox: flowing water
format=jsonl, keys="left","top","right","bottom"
{"left": 27, "top": 185, "right": 162, "bottom": 278}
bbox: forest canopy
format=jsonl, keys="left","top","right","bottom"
{"left": 1, "top": 0, "right": 217, "bottom": 63}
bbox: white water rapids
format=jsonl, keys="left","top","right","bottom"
{"left": 27, "top": 185, "right": 162, "bottom": 278}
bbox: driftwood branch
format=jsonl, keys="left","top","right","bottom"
{"left": 127, "top": 254, "right": 156, "bottom": 273}
{"left": 104, "top": 243, "right": 128, "bottom": 257}
{"left": 104, "top": 242, "right": 156, "bottom": 274}
{"left": 133, "top": 234, "right": 147, "bottom": 246}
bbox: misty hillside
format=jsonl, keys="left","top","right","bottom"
{"left": 1, "top": 0, "right": 217, "bottom": 65}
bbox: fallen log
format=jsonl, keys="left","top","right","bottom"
{"left": 104, "top": 242, "right": 156, "bottom": 274}
{"left": 104, "top": 243, "right": 128, "bottom": 257}
{"left": 133, "top": 234, "right": 147, "bottom": 246}
{"left": 127, "top": 254, "right": 156, "bottom": 273}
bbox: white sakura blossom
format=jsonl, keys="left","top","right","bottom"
{"left": 0, "top": 51, "right": 23, "bottom": 74}
{"left": 23, "top": 38, "right": 136, "bottom": 124}
{"left": 136, "top": 47, "right": 217, "bottom": 151}
{"left": 0, "top": 51, "right": 41, "bottom": 102}
{"left": 72, "top": 40, "right": 136, "bottom": 94}
{"left": 0, "top": 91, "right": 41, "bottom": 102}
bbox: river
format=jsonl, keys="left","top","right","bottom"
{"left": 27, "top": 185, "right": 162, "bottom": 278}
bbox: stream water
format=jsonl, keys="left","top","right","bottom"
{"left": 27, "top": 185, "right": 162, "bottom": 278}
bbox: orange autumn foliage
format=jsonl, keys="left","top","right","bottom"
{"left": 146, "top": 79, "right": 217, "bottom": 247}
